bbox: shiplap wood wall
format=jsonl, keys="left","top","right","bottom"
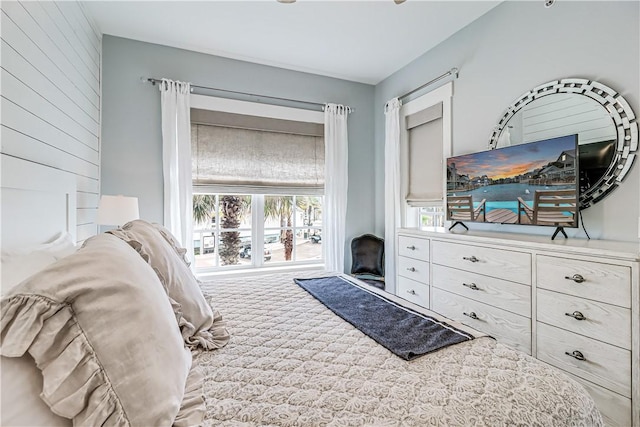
{"left": 522, "top": 93, "right": 617, "bottom": 145}
{"left": 1, "top": 1, "right": 101, "bottom": 243}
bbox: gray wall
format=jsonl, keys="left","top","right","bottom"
{"left": 1, "top": 1, "right": 101, "bottom": 242}
{"left": 101, "top": 36, "right": 375, "bottom": 270}
{"left": 374, "top": 1, "right": 640, "bottom": 241}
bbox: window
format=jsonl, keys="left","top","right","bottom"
{"left": 405, "top": 102, "right": 444, "bottom": 205}
{"left": 189, "top": 95, "right": 325, "bottom": 272}
{"left": 193, "top": 194, "right": 252, "bottom": 269}
{"left": 264, "top": 195, "right": 322, "bottom": 263}
{"left": 193, "top": 193, "right": 323, "bottom": 270}
{"left": 399, "top": 83, "right": 452, "bottom": 229}
{"left": 419, "top": 206, "right": 445, "bottom": 228}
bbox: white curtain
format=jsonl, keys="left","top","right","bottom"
{"left": 323, "top": 104, "right": 349, "bottom": 272}
{"left": 159, "top": 79, "right": 194, "bottom": 264}
{"left": 384, "top": 98, "right": 402, "bottom": 289}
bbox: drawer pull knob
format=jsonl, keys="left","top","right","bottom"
{"left": 463, "top": 311, "right": 478, "bottom": 320}
{"left": 406, "top": 289, "right": 417, "bottom": 295}
{"left": 406, "top": 245, "right": 416, "bottom": 250}
{"left": 565, "top": 311, "right": 586, "bottom": 321}
{"left": 406, "top": 267, "right": 416, "bottom": 272}
{"left": 463, "top": 256, "right": 479, "bottom": 263}
{"left": 565, "top": 350, "right": 586, "bottom": 361}
{"left": 463, "top": 282, "right": 479, "bottom": 290}
{"left": 564, "top": 274, "right": 586, "bottom": 283}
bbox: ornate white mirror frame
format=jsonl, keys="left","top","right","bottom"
{"left": 489, "top": 78, "right": 638, "bottom": 209}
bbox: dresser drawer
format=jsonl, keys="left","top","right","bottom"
{"left": 397, "top": 276, "right": 429, "bottom": 308}
{"left": 565, "top": 372, "right": 631, "bottom": 427}
{"left": 537, "top": 255, "right": 631, "bottom": 308}
{"left": 432, "top": 240, "right": 531, "bottom": 285}
{"left": 432, "top": 264, "right": 530, "bottom": 317}
{"left": 432, "top": 288, "right": 531, "bottom": 354}
{"left": 537, "top": 289, "right": 631, "bottom": 349}
{"left": 398, "top": 256, "right": 429, "bottom": 284}
{"left": 398, "top": 235, "right": 429, "bottom": 261}
{"left": 536, "top": 323, "right": 631, "bottom": 397}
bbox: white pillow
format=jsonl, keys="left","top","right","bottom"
{"left": 1, "top": 251, "right": 58, "bottom": 296}
{"left": 1, "top": 231, "right": 76, "bottom": 260}
{"left": 1, "top": 232, "right": 77, "bottom": 296}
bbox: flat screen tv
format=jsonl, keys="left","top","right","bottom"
{"left": 446, "top": 135, "right": 579, "bottom": 235}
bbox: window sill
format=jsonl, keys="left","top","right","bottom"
{"left": 196, "top": 263, "right": 325, "bottom": 281}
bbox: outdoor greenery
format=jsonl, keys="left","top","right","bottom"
{"left": 192, "top": 194, "right": 321, "bottom": 264}
{"left": 264, "top": 196, "right": 322, "bottom": 261}
{"left": 218, "top": 195, "right": 244, "bottom": 265}
{"left": 264, "top": 196, "right": 294, "bottom": 261}
{"left": 193, "top": 195, "right": 216, "bottom": 226}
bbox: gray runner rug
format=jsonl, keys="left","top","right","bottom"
{"left": 294, "top": 276, "right": 473, "bottom": 360}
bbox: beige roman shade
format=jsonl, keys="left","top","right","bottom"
{"left": 191, "top": 109, "right": 324, "bottom": 195}
{"left": 405, "top": 102, "right": 443, "bottom": 205}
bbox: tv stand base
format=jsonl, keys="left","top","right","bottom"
{"left": 551, "top": 226, "right": 568, "bottom": 240}
{"left": 449, "top": 221, "right": 468, "bottom": 231}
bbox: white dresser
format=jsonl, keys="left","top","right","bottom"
{"left": 397, "top": 234, "right": 430, "bottom": 308}
{"left": 396, "top": 228, "right": 639, "bottom": 427}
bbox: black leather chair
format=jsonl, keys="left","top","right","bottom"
{"left": 350, "top": 234, "right": 385, "bottom": 290}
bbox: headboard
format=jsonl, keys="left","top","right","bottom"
{"left": 1, "top": 154, "right": 77, "bottom": 251}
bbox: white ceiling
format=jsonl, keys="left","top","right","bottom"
{"left": 84, "top": 1, "right": 501, "bottom": 85}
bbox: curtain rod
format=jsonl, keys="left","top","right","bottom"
{"left": 398, "top": 67, "right": 459, "bottom": 101}
{"left": 144, "top": 77, "right": 353, "bottom": 113}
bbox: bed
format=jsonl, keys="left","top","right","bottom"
{"left": 0, "top": 155, "right": 603, "bottom": 426}
{"left": 195, "top": 272, "right": 601, "bottom": 426}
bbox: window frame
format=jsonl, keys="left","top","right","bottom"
{"left": 417, "top": 204, "right": 445, "bottom": 229}
{"left": 190, "top": 95, "right": 325, "bottom": 273}
{"left": 399, "top": 83, "right": 453, "bottom": 228}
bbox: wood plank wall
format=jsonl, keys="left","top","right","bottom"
{"left": 522, "top": 93, "right": 617, "bottom": 145}
{"left": 1, "top": 1, "right": 101, "bottom": 243}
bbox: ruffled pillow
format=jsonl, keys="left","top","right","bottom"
{"left": 0, "top": 233, "right": 203, "bottom": 426}
{"left": 152, "top": 222, "right": 191, "bottom": 267}
{"left": 108, "top": 220, "right": 230, "bottom": 351}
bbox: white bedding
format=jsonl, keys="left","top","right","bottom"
{"left": 196, "top": 271, "right": 602, "bottom": 427}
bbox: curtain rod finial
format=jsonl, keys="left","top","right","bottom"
{"left": 141, "top": 76, "right": 157, "bottom": 86}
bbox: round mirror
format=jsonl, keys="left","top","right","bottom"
{"left": 489, "top": 78, "right": 638, "bottom": 209}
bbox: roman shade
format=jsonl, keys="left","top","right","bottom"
{"left": 191, "top": 109, "right": 324, "bottom": 195}
{"left": 406, "top": 102, "right": 443, "bottom": 205}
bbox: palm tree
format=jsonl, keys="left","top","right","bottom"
{"left": 263, "top": 196, "right": 323, "bottom": 261}
{"left": 218, "top": 195, "right": 244, "bottom": 265}
{"left": 264, "top": 196, "right": 295, "bottom": 260}
{"left": 193, "top": 194, "right": 251, "bottom": 265}
{"left": 192, "top": 195, "right": 216, "bottom": 226}
{"left": 192, "top": 195, "right": 216, "bottom": 256}
{"left": 296, "top": 196, "right": 322, "bottom": 225}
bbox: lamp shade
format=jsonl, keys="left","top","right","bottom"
{"left": 97, "top": 195, "right": 140, "bottom": 226}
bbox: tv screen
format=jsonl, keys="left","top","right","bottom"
{"left": 446, "top": 135, "right": 579, "bottom": 229}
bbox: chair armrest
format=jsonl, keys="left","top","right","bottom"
{"left": 517, "top": 197, "right": 533, "bottom": 223}
{"left": 473, "top": 198, "right": 487, "bottom": 214}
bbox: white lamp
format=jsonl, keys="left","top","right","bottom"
{"left": 97, "top": 195, "right": 140, "bottom": 226}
